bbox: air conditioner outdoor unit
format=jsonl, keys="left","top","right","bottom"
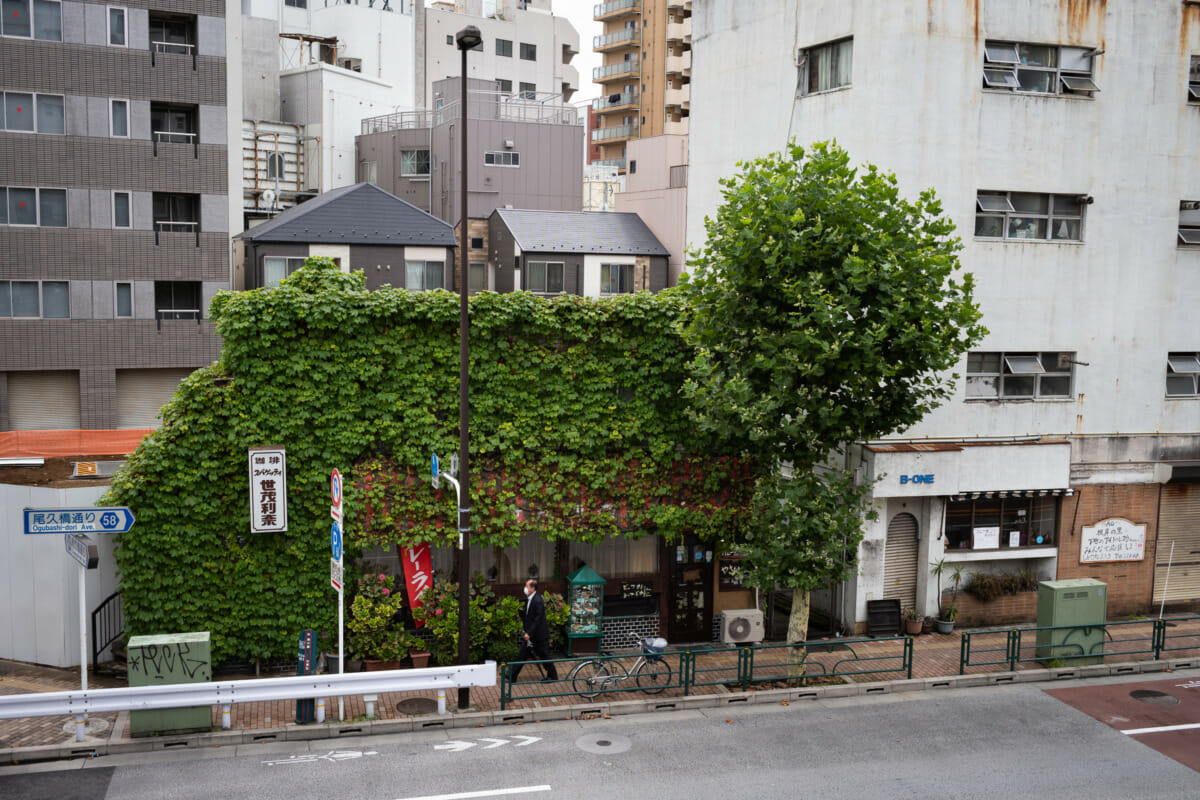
{"left": 720, "top": 609, "right": 764, "bottom": 644}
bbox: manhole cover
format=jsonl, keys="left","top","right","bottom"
{"left": 397, "top": 698, "right": 440, "bottom": 715}
{"left": 575, "top": 732, "right": 632, "bottom": 755}
{"left": 1130, "top": 689, "right": 1179, "bottom": 705}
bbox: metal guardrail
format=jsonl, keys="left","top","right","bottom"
{"left": 0, "top": 662, "right": 496, "bottom": 742}
{"left": 959, "top": 617, "right": 1198, "bottom": 673}
{"left": 499, "top": 637, "right": 913, "bottom": 709}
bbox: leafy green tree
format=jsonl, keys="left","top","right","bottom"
{"left": 682, "top": 141, "right": 985, "bottom": 646}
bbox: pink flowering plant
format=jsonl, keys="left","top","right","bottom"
{"left": 347, "top": 573, "right": 416, "bottom": 662}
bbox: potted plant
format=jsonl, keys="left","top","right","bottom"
{"left": 935, "top": 603, "right": 957, "bottom": 634}
{"left": 902, "top": 606, "right": 923, "bottom": 635}
{"left": 930, "top": 559, "right": 965, "bottom": 633}
{"left": 349, "top": 573, "right": 407, "bottom": 669}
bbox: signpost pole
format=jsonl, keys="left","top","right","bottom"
{"left": 338, "top": 579, "right": 344, "bottom": 721}
{"left": 331, "top": 468, "right": 345, "bottom": 721}
{"left": 78, "top": 562, "right": 87, "bottom": 694}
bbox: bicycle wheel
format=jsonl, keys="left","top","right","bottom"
{"left": 634, "top": 658, "right": 672, "bottom": 694}
{"left": 570, "top": 660, "right": 613, "bottom": 699}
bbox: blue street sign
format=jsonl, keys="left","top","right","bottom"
{"left": 331, "top": 520, "right": 342, "bottom": 562}
{"left": 431, "top": 452, "right": 440, "bottom": 489}
{"left": 24, "top": 507, "right": 135, "bottom": 535}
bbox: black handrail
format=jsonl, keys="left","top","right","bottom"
{"left": 91, "top": 591, "right": 123, "bottom": 667}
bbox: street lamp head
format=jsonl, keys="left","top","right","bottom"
{"left": 455, "top": 25, "right": 483, "bottom": 51}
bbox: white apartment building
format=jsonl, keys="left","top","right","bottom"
{"left": 420, "top": 0, "right": 580, "bottom": 107}
{"left": 688, "top": 0, "right": 1200, "bottom": 632}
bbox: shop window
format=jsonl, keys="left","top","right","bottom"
{"left": 966, "top": 351, "right": 1074, "bottom": 399}
{"left": 944, "top": 495, "right": 1059, "bottom": 551}
{"left": 982, "top": 41, "right": 1099, "bottom": 96}
{"left": 800, "top": 37, "right": 852, "bottom": 95}
{"left": 570, "top": 536, "right": 659, "bottom": 579}
{"left": 1166, "top": 352, "right": 1200, "bottom": 397}
{"left": 430, "top": 532, "right": 555, "bottom": 584}
{"left": 975, "top": 191, "right": 1086, "bottom": 241}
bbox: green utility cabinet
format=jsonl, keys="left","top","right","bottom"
{"left": 1035, "top": 579, "right": 1107, "bottom": 666}
{"left": 128, "top": 631, "right": 213, "bottom": 736}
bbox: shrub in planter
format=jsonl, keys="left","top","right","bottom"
{"left": 348, "top": 573, "right": 406, "bottom": 661}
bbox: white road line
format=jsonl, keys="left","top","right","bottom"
{"left": 1121, "top": 722, "right": 1200, "bottom": 736}
{"left": 393, "top": 785, "right": 552, "bottom": 800}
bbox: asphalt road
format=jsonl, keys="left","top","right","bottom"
{"left": 3, "top": 672, "right": 1198, "bottom": 800}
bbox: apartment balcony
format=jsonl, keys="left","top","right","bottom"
{"left": 666, "top": 20, "right": 690, "bottom": 44}
{"left": 594, "top": 27, "right": 640, "bottom": 53}
{"left": 594, "top": 58, "right": 640, "bottom": 82}
{"left": 594, "top": 0, "right": 639, "bottom": 21}
{"left": 592, "top": 123, "right": 638, "bottom": 143}
{"left": 666, "top": 53, "right": 691, "bottom": 79}
{"left": 593, "top": 91, "right": 639, "bottom": 112}
{"left": 664, "top": 85, "right": 688, "bottom": 112}
{"left": 664, "top": 119, "right": 689, "bottom": 136}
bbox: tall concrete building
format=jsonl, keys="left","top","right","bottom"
{"left": 688, "top": 0, "right": 1200, "bottom": 630}
{"left": 591, "top": 0, "right": 691, "bottom": 173}
{"left": 0, "top": 1, "right": 241, "bottom": 432}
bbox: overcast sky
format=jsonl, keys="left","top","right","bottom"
{"left": 558, "top": 3, "right": 602, "bottom": 104}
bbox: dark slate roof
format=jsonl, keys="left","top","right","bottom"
{"left": 492, "top": 209, "right": 670, "bottom": 256}
{"left": 235, "top": 183, "right": 456, "bottom": 246}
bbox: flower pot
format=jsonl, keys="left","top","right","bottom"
{"left": 934, "top": 618, "right": 955, "bottom": 635}
{"left": 363, "top": 659, "right": 403, "bottom": 671}
{"left": 409, "top": 651, "right": 431, "bottom": 669}
{"left": 921, "top": 617, "right": 933, "bottom": 634}
{"left": 904, "top": 619, "right": 923, "bottom": 635}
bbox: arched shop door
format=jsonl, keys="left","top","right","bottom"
{"left": 882, "top": 513, "right": 919, "bottom": 612}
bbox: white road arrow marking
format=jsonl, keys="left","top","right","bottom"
{"left": 479, "top": 738, "right": 510, "bottom": 749}
{"left": 433, "top": 740, "right": 477, "bottom": 752}
{"left": 262, "top": 749, "right": 377, "bottom": 766}
{"left": 510, "top": 735, "right": 541, "bottom": 746}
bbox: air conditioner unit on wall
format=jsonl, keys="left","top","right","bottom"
{"left": 720, "top": 609, "right": 764, "bottom": 644}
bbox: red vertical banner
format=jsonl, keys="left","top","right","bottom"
{"left": 401, "top": 542, "right": 434, "bottom": 627}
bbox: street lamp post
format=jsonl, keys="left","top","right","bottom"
{"left": 454, "top": 24, "right": 482, "bottom": 711}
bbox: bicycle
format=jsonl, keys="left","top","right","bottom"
{"left": 568, "top": 633, "right": 672, "bottom": 698}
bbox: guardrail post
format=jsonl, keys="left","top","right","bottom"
{"left": 74, "top": 714, "right": 86, "bottom": 742}
{"left": 681, "top": 652, "right": 694, "bottom": 697}
{"left": 1153, "top": 618, "right": 1165, "bottom": 660}
{"left": 904, "top": 636, "right": 913, "bottom": 679}
{"left": 741, "top": 646, "right": 752, "bottom": 692}
{"left": 1007, "top": 629, "right": 1019, "bottom": 671}
{"left": 221, "top": 704, "right": 231, "bottom": 729}
{"left": 959, "top": 631, "right": 969, "bottom": 675}
{"left": 499, "top": 662, "right": 509, "bottom": 710}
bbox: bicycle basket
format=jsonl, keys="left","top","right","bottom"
{"left": 643, "top": 637, "right": 667, "bottom": 655}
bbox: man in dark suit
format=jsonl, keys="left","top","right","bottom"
{"left": 510, "top": 578, "right": 558, "bottom": 682}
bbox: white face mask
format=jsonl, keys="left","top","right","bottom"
{"left": 524, "top": 587, "right": 532, "bottom": 597}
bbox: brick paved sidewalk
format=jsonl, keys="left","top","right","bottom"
{"left": 4, "top": 616, "right": 1199, "bottom": 753}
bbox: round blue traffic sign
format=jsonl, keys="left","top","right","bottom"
{"left": 100, "top": 512, "right": 119, "bottom": 529}
{"left": 331, "top": 520, "right": 342, "bottom": 562}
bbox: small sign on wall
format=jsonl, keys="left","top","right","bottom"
{"left": 972, "top": 526, "right": 1000, "bottom": 550}
{"left": 1080, "top": 517, "right": 1146, "bottom": 563}
{"left": 249, "top": 447, "right": 288, "bottom": 533}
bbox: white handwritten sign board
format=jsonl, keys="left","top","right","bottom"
{"left": 972, "top": 526, "right": 1000, "bottom": 550}
{"left": 249, "top": 447, "right": 288, "bottom": 533}
{"left": 1080, "top": 518, "right": 1145, "bottom": 563}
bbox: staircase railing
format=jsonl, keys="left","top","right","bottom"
{"left": 91, "top": 591, "right": 123, "bottom": 667}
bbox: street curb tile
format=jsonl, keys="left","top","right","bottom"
{"left": 493, "top": 709, "right": 533, "bottom": 724}
{"left": 922, "top": 676, "right": 958, "bottom": 689}
{"left": 0, "top": 747, "right": 12, "bottom": 765}
{"left": 443, "top": 711, "right": 493, "bottom": 729}
{"left": 529, "top": 706, "right": 571, "bottom": 722}
{"left": 882, "top": 679, "right": 926, "bottom": 693}
{"left": 105, "top": 738, "right": 155, "bottom": 755}
{"left": 984, "top": 672, "right": 1019, "bottom": 685}
{"left": 1110, "top": 662, "right": 1141, "bottom": 675}
{"left": 1137, "top": 661, "right": 1169, "bottom": 673}
{"left": 242, "top": 726, "right": 289, "bottom": 745}
{"left": 857, "top": 681, "right": 893, "bottom": 695}
{"left": 145, "top": 734, "right": 207, "bottom": 751}
{"left": 816, "top": 683, "right": 863, "bottom": 698}
{"left": 5, "top": 742, "right": 100, "bottom": 764}
{"left": 568, "top": 703, "right": 611, "bottom": 719}
{"left": 947, "top": 675, "right": 988, "bottom": 688}
{"left": 285, "top": 725, "right": 337, "bottom": 741}
{"left": 1049, "top": 668, "right": 1080, "bottom": 680}
{"left": 1077, "top": 665, "right": 1112, "bottom": 679}
{"left": 1016, "top": 669, "right": 1053, "bottom": 683}
{"left": 1169, "top": 658, "right": 1198, "bottom": 670}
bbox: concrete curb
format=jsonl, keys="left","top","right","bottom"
{"left": 4, "top": 656, "right": 1200, "bottom": 765}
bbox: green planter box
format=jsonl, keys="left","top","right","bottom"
{"left": 127, "top": 631, "right": 213, "bottom": 736}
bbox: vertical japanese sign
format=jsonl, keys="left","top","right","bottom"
{"left": 401, "top": 542, "right": 434, "bottom": 627}
{"left": 249, "top": 447, "right": 288, "bottom": 533}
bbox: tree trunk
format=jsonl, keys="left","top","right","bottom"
{"left": 786, "top": 588, "right": 811, "bottom": 680}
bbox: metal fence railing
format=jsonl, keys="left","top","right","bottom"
{"left": 959, "top": 617, "right": 1198, "bottom": 674}
{"left": 499, "top": 636, "right": 914, "bottom": 709}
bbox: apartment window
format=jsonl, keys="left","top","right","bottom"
{"left": 263, "top": 256, "right": 305, "bottom": 289}
{"left": 496, "top": 38, "right": 512, "bottom": 57}
{"left": 0, "top": 280, "right": 68, "bottom": 318}
{"left": 110, "top": 99, "right": 128, "bottom": 137}
{"left": 150, "top": 103, "right": 197, "bottom": 144}
{"left": 484, "top": 151, "right": 520, "bottom": 167}
{"left": 1167, "top": 353, "right": 1200, "bottom": 397}
{"left": 446, "top": 34, "right": 453, "bottom": 45}
{"left": 0, "top": 187, "right": 65, "bottom": 227}
{"left": 154, "top": 281, "right": 201, "bottom": 320}
{"left": 982, "top": 41, "right": 1098, "bottom": 96}
{"left": 1189, "top": 56, "right": 1200, "bottom": 103}
{"left": 2, "top": 0, "right": 61, "bottom": 40}
{"left": 2, "top": 92, "right": 62, "bottom": 133}
{"left": 800, "top": 37, "right": 852, "bottom": 95}
{"left": 400, "top": 149, "right": 430, "bottom": 176}
{"left": 975, "top": 191, "right": 1085, "bottom": 241}
{"left": 284, "top": 0, "right": 306, "bottom": 7}
{"left": 1179, "top": 201, "right": 1200, "bottom": 245}
{"left": 944, "top": 495, "right": 1059, "bottom": 551}
{"left": 152, "top": 193, "right": 199, "bottom": 231}
{"left": 600, "top": 263, "right": 634, "bottom": 294}
{"left": 359, "top": 160, "right": 377, "bottom": 183}
{"left": 629, "top": 160, "right": 637, "bottom": 174}
{"left": 520, "top": 42, "right": 536, "bottom": 61}
{"left": 519, "top": 82, "right": 536, "bottom": 99}
{"left": 525, "top": 261, "right": 564, "bottom": 294}
{"left": 108, "top": 6, "right": 126, "bottom": 46}
{"left": 149, "top": 12, "right": 196, "bottom": 54}
{"left": 469, "top": 261, "right": 486, "bottom": 292}
{"left": 266, "top": 152, "right": 285, "bottom": 180}
{"left": 966, "top": 351, "right": 1074, "bottom": 399}
{"left": 405, "top": 260, "right": 444, "bottom": 291}
{"left": 496, "top": 79, "right": 513, "bottom": 94}
{"left": 115, "top": 282, "right": 133, "bottom": 317}
{"left": 113, "top": 191, "right": 131, "bottom": 228}
{"left": 470, "top": 236, "right": 484, "bottom": 250}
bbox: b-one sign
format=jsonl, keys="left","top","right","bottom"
{"left": 1080, "top": 517, "right": 1146, "bottom": 563}
{"left": 249, "top": 447, "right": 288, "bottom": 533}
